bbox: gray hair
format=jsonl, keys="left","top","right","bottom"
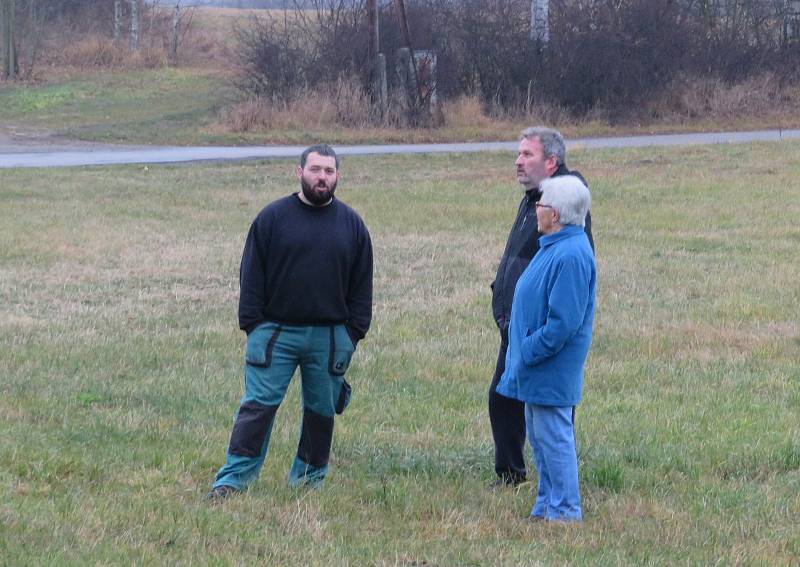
{"left": 540, "top": 175, "right": 591, "bottom": 227}
{"left": 300, "top": 143, "right": 339, "bottom": 169}
{"left": 520, "top": 126, "right": 566, "bottom": 166}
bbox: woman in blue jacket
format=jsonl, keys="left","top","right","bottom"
{"left": 497, "top": 175, "right": 596, "bottom": 523}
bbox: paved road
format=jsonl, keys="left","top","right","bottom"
{"left": 1, "top": 129, "right": 798, "bottom": 168}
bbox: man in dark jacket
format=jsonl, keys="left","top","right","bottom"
{"left": 489, "top": 127, "right": 594, "bottom": 488}
{"left": 208, "top": 144, "right": 373, "bottom": 499}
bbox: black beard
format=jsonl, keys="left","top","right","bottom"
{"left": 300, "top": 177, "right": 337, "bottom": 206}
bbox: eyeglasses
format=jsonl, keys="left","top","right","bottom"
{"left": 535, "top": 202, "right": 555, "bottom": 210}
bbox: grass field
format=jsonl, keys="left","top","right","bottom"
{"left": 0, "top": 67, "right": 234, "bottom": 146}
{"left": 1, "top": 142, "right": 799, "bottom": 564}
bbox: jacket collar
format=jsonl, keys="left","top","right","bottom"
{"left": 539, "top": 225, "right": 584, "bottom": 249}
{"left": 524, "top": 164, "right": 572, "bottom": 201}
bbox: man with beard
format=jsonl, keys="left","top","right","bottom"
{"left": 208, "top": 144, "right": 373, "bottom": 499}
{"left": 488, "top": 127, "right": 593, "bottom": 488}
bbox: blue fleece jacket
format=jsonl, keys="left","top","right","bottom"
{"left": 497, "top": 225, "right": 596, "bottom": 406}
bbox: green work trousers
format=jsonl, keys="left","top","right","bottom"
{"left": 213, "top": 322, "right": 354, "bottom": 490}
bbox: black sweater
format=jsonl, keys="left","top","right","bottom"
{"left": 238, "top": 194, "right": 373, "bottom": 344}
{"left": 491, "top": 165, "right": 594, "bottom": 335}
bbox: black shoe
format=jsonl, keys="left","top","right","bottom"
{"left": 207, "top": 485, "right": 239, "bottom": 501}
{"left": 488, "top": 475, "right": 528, "bottom": 490}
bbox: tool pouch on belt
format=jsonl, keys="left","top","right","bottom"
{"left": 335, "top": 379, "right": 352, "bottom": 415}
{"left": 329, "top": 325, "right": 355, "bottom": 414}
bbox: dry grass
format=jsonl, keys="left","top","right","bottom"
{"left": 27, "top": 5, "right": 273, "bottom": 76}
{"left": 647, "top": 72, "right": 800, "bottom": 123}
{"left": 55, "top": 34, "right": 170, "bottom": 70}
{"left": 441, "top": 96, "right": 495, "bottom": 128}
{"left": 219, "top": 90, "right": 573, "bottom": 136}
{"left": 175, "top": 7, "right": 281, "bottom": 68}
{"left": 217, "top": 77, "right": 384, "bottom": 133}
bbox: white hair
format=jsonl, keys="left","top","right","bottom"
{"left": 540, "top": 176, "right": 591, "bottom": 227}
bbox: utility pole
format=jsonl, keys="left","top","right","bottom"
{"left": 367, "top": 0, "right": 378, "bottom": 93}
{"left": 367, "top": 0, "right": 387, "bottom": 113}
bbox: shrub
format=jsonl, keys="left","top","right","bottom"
{"left": 59, "top": 35, "right": 127, "bottom": 68}
{"left": 234, "top": 17, "right": 311, "bottom": 102}
{"left": 231, "top": 0, "right": 800, "bottom": 122}
{"left": 647, "top": 73, "right": 798, "bottom": 121}
{"left": 441, "top": 95, "right": 492, "bottom": 128}
{"left": 56, "top": 34, "right": 168, "bottom": 70}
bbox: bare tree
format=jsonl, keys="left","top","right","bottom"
{"left": 129, "top": 0, "right": 139, "bottom": 51}
{"left": 113, "top": 0, "right": 123, "bottom": 40}
{"left": 22, "top": 0, "right": 42, "bottom": 79}
{"left": 1, "top": 0, "right": 17, "bottom": 79}
{"left": 169, "top": 1, "right": 197, "bottom": 60}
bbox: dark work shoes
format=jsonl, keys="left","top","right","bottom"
{"left": 488, "top": 475, "right": 529, "bottom": 491}
{"left": 206, "top": 485, "right": 240, "bottom": 501}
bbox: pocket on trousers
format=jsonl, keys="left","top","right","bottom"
{"left": 328, "top": 325, "right": 354, "bottom": 376}
{"left": 245, "top": 324, "right": 282, "bottom": 368}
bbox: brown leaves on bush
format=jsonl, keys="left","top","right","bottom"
{"left": 56, "top": 35, "right": 168, "bottom": 70}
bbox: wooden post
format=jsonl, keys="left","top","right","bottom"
{"left": 396, "top": 46, "right": 417, "bottom": 109}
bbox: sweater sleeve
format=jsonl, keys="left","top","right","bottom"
{"left": 345, "top": 222, "right": 373, "bottom": 346}
{"left": 521, "top": 254, "right": 592, "bottom": 366}
{"left": 238, "top": 214, "right": 270, "bottom": 334}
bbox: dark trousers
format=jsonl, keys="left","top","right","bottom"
{"left": 488, "top": 335, "right": 527, "bottom": 482}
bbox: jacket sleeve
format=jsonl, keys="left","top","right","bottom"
{"left": 521, "top": 255, "right": 592, "bottom": 366}
{"left": 345, "top": 223, "right": 373, "bottom": 347}
{"left": 584, "top": 210, "right": 595, "bottom": 253}
{"left": 566, "top": 169, "right": 595, "bottom": 253}
{"left": 238, "top": 215, "right": 269, "bottom": 334}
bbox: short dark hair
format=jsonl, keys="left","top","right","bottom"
{"left": 300, "top": 144, "right": 339, "bottom": 169}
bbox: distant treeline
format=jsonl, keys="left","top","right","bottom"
{"left": 151, "top": 0, "right": 312, "bottom": 7}
{"left": 236, "top": 0, "right": 800, "bottom": 119}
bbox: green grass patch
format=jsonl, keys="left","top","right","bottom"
{"left": 1, "top": 143, "right": 799, "bottom": 564}
{"left": 0, "top": 68, "right": 234, "bottom": 145}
